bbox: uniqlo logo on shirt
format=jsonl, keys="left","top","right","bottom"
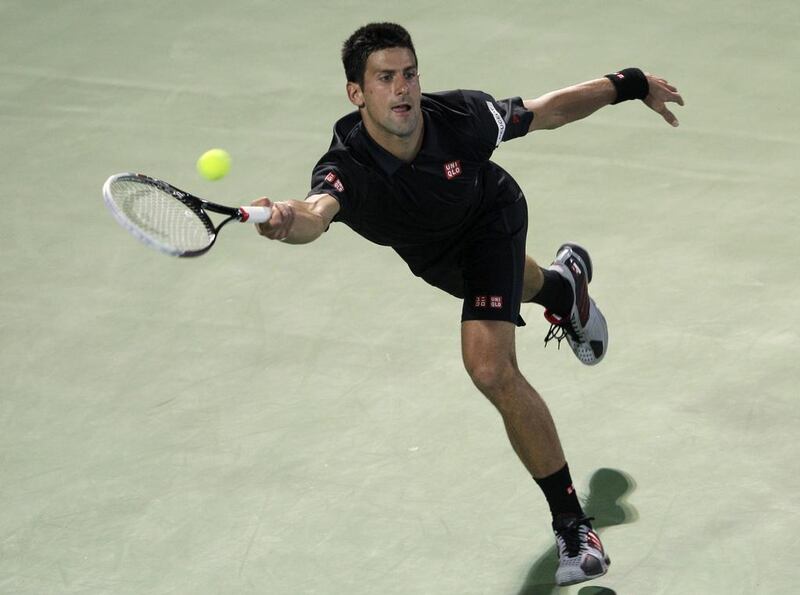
{"left": 490, "top": 296, "right": 503, "bottom": 309}
{"left": 324, "top": 171, "right": 344, "bottom": 193}
{"left": 443, "top": 160, "right": 462, "bottom": 180}
{"left": 474, "top": 295, "right": 487, "bottom": 308}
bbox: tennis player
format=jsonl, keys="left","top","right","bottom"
{"left": 252, "top": 23, "right": 682, "bottom": 587}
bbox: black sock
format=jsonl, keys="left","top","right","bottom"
{"left": 528, "top": 267, "right": 573, "bottom": 317}
{"left": 534, "top": 464, "right": 584, "bottom": 522}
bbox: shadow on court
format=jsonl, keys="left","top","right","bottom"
{"left": 515, "top": 468, "right": 639, "bottom": 595}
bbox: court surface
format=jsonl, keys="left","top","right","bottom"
{"left": 1, "top": 1, "right": 798, "bottom": 593}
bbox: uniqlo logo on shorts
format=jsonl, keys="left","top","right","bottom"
{"left": 324, "top": 171, "right": 344, "bottom": 193}
{"left": 475, "top": 295, "right": 503, "bottom": 309}
{"left": 443, "top": 160, "right": 462, "bottom": 180}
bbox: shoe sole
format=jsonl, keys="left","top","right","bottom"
{"left": 565, "top": 299, "right": 607, "bottom": 365}
{"left": 552, "top": 242, "right": 607, "bottom": 365}
{"left": 556, "top": 555, "right": 611, "bottom": 586}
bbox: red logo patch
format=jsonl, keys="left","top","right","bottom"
{"left": 324, "top": 171, "right": 344, "bottom": 193}
{"left": 443, "top": 160, "right": 462, "bottom": 180}
{"left": 474, "top": 296, "right": 504, "bottom": 309}
{"left": 586, "top": 531, "right": 604, "bottom": 552}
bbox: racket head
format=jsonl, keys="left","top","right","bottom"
{"left": 102, "top": 172, "right": 218, "bottom": 257}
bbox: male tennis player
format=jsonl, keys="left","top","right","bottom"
{"left": 252, "top": 23, "right": 682, "bottom": 587}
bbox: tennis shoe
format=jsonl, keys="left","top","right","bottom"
{"left": 543, "top": 243, "right": 608, "bottom": 365}
{"left": 553, "top": 515, "right": 610, "bottom": 586}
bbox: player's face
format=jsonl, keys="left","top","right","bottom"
{"left": 351, "top": 47, "right": 421, "bottom": 140}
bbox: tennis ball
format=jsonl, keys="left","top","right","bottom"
{"left": 196, "top": 148, "right": 231, "bottom": 181}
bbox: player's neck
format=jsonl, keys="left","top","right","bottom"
{"left": 364, "top": 119, "right": 424, "bottom": 163}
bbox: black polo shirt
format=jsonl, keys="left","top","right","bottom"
{"left": 308, "top": 89, "right": 533, "bottom": 270}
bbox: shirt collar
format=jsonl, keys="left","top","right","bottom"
{"left": 349, "top": 114, "right": 429, "bottom": 177}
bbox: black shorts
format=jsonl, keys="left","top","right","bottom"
{"left": 401, "top": 198, "right": 528, "bottom": 326}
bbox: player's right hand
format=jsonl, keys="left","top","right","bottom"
{"left": 251, "top": 197, "right": 295, "bottom": 241}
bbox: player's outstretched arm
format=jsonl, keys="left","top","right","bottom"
{"left": 251, "top": 193, "right": 340, "bottom": 244}
{"left": 524, "top": 70, "right": 684, "bottom": 131}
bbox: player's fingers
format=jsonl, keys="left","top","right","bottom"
{"left": 671, "top": 91, "right": 685, "bottom": 106}
{"left": 272, "top": 203, "right": 294, "bottom": 240}
{"left": 660, "top": 106, "right": 679, "bottom": 127}
{"left": 251, "top": 196, "right": 273, "bottom": 208}
{"left": 263, "top": 202, "right": 294, "bottom": 240}
{"left": 255, "top": 218, "right": 273, "bottom": 237}
{"left": 254, "top": 199, "right": 280, "bottom": 237}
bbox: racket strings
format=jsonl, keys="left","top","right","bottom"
{"left": 107, "top": 179, "right": 214, "bottom": 253}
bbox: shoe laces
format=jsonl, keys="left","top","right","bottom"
{"left": 544, "top": 313, "right": 580, "bottom": 349}
{"left": 544, "top": 322, "right": 568, "bottom": 349}
{"left": 554, "top": 516, "right": 595, "bottom": 557}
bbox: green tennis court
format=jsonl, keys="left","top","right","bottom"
{"left": 2, "top": 1, "right": 797, "bottom": 593}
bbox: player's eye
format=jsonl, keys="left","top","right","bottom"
{"left": 404, "top": 70, "right": 418, "bottom": 80}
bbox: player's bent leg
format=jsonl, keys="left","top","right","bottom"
{"left": 461, "top": 320, "right": 566, "bottom": 478}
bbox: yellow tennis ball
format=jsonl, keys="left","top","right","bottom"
{"left": 196, "top": 148, "right": 231, "bottom": 181}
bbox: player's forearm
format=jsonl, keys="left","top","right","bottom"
{"left": 525, "top": 78, "right": 616, "bottom": 131}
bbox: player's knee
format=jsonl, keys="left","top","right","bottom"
{"left": 464, "top": 358, "right": 518, "bottom": 398}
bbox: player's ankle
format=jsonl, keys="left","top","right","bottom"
{"left": 527, "top": 267, "right": 573, "bottom": 316}
{"left": 534, "top": 463, "right": 585, "bottom": 521}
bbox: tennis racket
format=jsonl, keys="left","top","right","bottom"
{"left": 102, "top": 172, "right": 272, "bottom": 257}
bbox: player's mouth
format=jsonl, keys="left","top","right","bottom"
{"left": 391, "top": 103, "right": 412, "bottom": 114}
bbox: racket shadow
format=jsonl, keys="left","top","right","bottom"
{"left": 514, "top": 468, "right": 639, "bottom": 595}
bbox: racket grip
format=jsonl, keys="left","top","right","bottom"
{"left": 238, "top": 206, "right": 272, "bottom": 224}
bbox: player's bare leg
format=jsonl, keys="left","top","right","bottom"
{"left": 462, "top": 318, "right": 610, "bottom": 586}
{"left": 461, "top": 319, "right": 565, "bottom": 477}
{"left": 515, "top": 250, "right": 612, "bottom": 585}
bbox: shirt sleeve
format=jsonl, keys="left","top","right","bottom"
{"left": 307, "top": 157, "right": 353, "bottom": 222}
{"left": 460, "top": 89, "right": 533, "bottom": 150}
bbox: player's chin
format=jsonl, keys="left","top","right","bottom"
{"left": 388, "top": 112, "right": 420, "bottom": 136}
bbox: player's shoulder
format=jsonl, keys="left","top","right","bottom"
{"left": 315, "top": 111, "right": 367, "bottom": 169}
{"left": 422, "top": 89, "right": 496, "bottom": 116}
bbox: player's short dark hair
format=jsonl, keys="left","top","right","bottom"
{"left": 341, "top": 23, "right": 417, "bottom": 87}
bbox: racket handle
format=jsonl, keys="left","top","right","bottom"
{"left": 238, "top": 206, "right": 272, "bottom": 224}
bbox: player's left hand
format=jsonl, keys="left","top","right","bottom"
{"left": 644, "top": 74, "right": 684, "bottom": 127}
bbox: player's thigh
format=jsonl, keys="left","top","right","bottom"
{"left": 461, "top": 200, "right": 528, "bottom": 326}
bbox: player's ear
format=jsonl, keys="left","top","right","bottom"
{"left": 346, "top": 81, "right": 365, "bottom": 109}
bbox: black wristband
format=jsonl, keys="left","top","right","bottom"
{"left": 605, "top": 67, "right": 649, "bottom": 104}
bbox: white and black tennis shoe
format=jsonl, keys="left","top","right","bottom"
{"left": 543, "top": 243, "right": 608, "bottom": 365}
{"left": 553, "top": 515, "right": 610, "bottom": 586}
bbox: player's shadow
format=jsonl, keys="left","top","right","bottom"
{"left": 515, "top": 468, "right": 638, "bottom": 595}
